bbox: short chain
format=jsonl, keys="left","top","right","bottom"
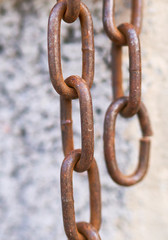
{"left": 48, "top": 0, "right": 152, "bottom": 238}
{"left": 103, "top": 0, "right": 153, "bottom": 187}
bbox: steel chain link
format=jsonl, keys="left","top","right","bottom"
{"left": 48, "top": 0, "right": 152, "bottom": 238}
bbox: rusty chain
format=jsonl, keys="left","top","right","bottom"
{"left": 103, "top": 0, "right": 152, "bottom": 187}
{"left": 48, "top": 0, "right": 152, "bottom": 238}
{"left": 48, "top": 0, "right": 101, "bottom": 239}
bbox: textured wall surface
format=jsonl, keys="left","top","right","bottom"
{"left": 0, "top": 0, "right": 168, "bottom": 240}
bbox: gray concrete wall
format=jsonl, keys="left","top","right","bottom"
{"left": 0, "top": 0, "right": 168, "bottom": 239}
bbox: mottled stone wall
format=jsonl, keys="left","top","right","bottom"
{"left": 0, "top": 0, "right": 168, "bottom": 240}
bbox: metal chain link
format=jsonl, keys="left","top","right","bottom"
{"left": 112, "top": 23, "right": 141, "bottom": 117}
{"left": 48, "top": 0, "right": 152, "bottom": 238}
{"left": 48, "top": 0, "right": 94, "bottom": 99}
{"left": 61, "top": 150, "right": 101, "bottom": 240}
{"left": 104, "top": 97, "right": 152, "bottom": 186}
{"left": 61, "top": 75, "right": 94, "bottom": 172}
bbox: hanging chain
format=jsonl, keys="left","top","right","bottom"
{"left": 103, "top": 0, "right": 153, "bottom": 186}
{"left": 48, "top": 0, "right": 101, "bottom": 239}
{"left": 48, "top": 0, "right": 153, "bottom": 238}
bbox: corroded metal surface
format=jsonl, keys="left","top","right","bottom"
{"left": 112, "top": 23, "right": 141, "bottom": 118}
{"left": 48, "top": 0, "right": 101, "bottom": 239}
{"left": 103, "top": 0, "right": 152, "bottom": 187}
{"left": 77, "top": 222, "right": 101, "bottom": 240}
{"left": 61, "top": 75, "right": 94, "bottom": 172}
{"left": 61, "top": 150, "right": 101, "bottom": 240}
{"left": 104, "top": 97, "right": 153, "bottom": 186}
{"left": 62, "top": 0, "right": 80, "bottom": 23}
{"left": 103, "top": 0, "right": 143, "bottom": 45}
{"left": 48, "top": 0, "right": 94, "bottom": 99}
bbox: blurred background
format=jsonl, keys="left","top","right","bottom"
{"left": 0, "top": 0, "right": 168, "bottom": 239}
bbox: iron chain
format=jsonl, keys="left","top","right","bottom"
{"left": 103, "top": 0, "right": 153, "bottom": 187}
{"left": 48, "top": 0, "right": 101, "bottom": 239}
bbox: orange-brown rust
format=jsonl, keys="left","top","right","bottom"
{"left": 104, "top": 97, "right": 153, "bottom": 186}
{"left": 48, "top": 0, "right": 94, "bottom": 99}
{"left": 61, "top": 150, "right": 101, "bottom": 240}
{"left": 103, "top": 0, "right": 143, "bottom": 45}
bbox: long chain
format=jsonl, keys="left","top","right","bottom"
{"left": 48, "top": 0, "right": 153, "bottom": 239}
{"left": 48, "top": 0, "right": 101, "bottom": 238}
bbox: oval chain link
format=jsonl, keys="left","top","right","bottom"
{"left": 61, "top": 150, "right": 101, "bottom": 240}
{"left": 48, "top": 0, "right": 94, "bottom": 99}
{"left": 61, "top": 75, "right": 94, "bottom": 172}
{"left": 112, "top": 23, "right": 141, "bottom": 117}
{"left": 104, "top": 97, "right": 153, "bottom": 186}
